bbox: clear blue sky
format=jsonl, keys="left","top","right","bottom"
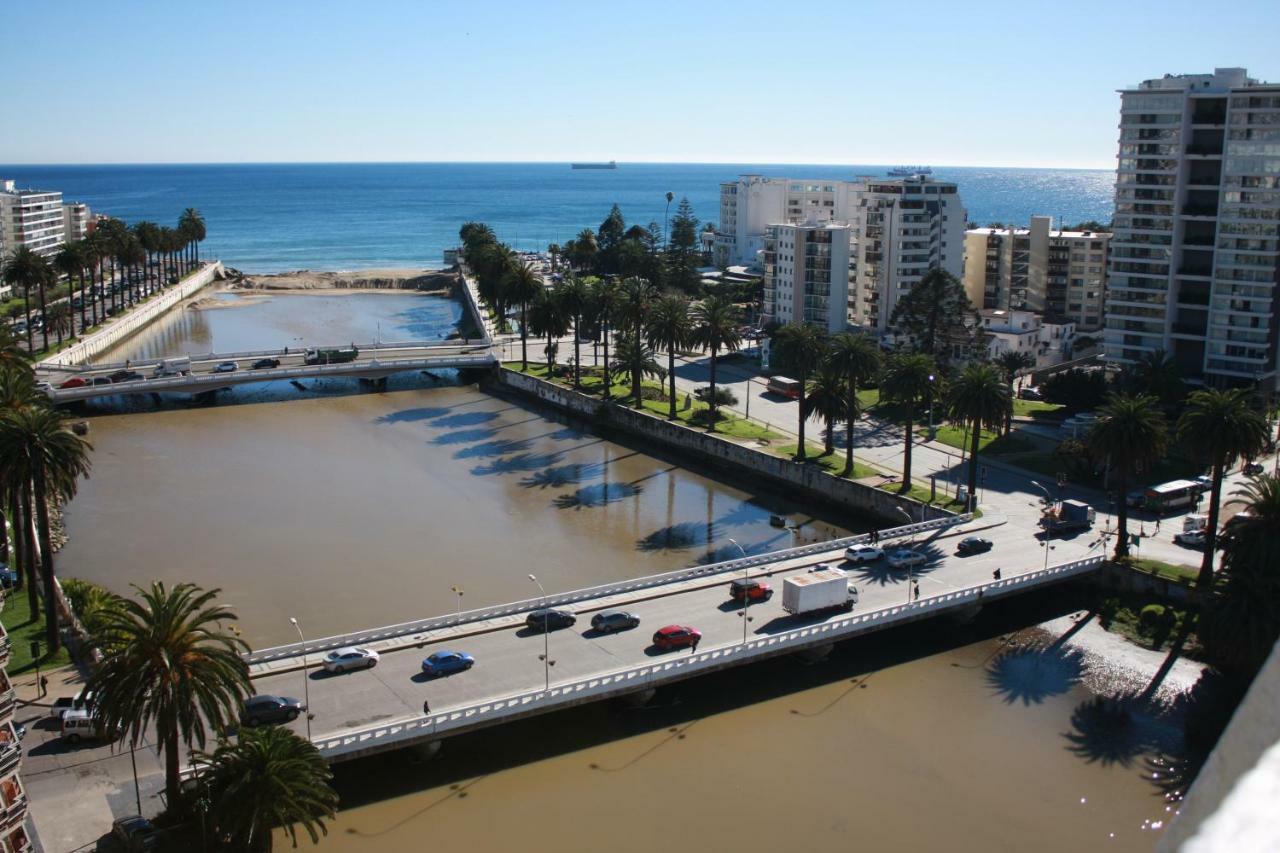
{"left": 5, "top": 0, "right": 1276, "bottom": 168}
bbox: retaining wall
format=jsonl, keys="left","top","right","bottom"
{"left": 490, "top": 368, "right": 946, "bottom": 525}
{"left": 39, "top": 262, "right": 224, "bottom": 367}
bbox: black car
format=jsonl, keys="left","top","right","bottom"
{"left": 240, "top": 694, "right": 305, "bottom": 727}
{"left": 0, "top": 565, "right": 17, "bottom": 589}
{"left": 252, "top": 358, "right": 281, "bottom": 369}
{"left": 956, "top": 536, "right": 993, "bottom": 555}
{"left": 108, "top": 369, "right": 145, "bottom": 383}
{"left": 1017, "top": 386, "right": 1044, "bottom": 401}
{"left": 112, "top": 815, "right": 160, "bottom": 851}
{"left": 590, "top": 610, "right": 641, "bottom": 633}
{"left": 91, "top": 375, "right": 114, "bottom": 386}
{"left": 525, "top": 608, "right": 576, "bottom": 632}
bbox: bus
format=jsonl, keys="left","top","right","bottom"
{"left": 766, "top": 376, "right": 803, "bottom": 399}
{"left": 1142, "top": 479, "right": 1203, "bottom": 514}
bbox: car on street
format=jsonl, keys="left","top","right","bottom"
{"left": 1194, "top": 475, "right": 1213, "bottom": 491}
{"left": 526, "top": 608, "right": 577, "bottom": 632}
{"left": 421, "top": 650, "right": 475, "bottom": 677}
{"left": 0, "top": 565, "right": 18, "bottom": 588}
{"left": 11, "top": 321, "right": 26, "bottom": 334}
{"left": 1017, "top": 386, "right": 1044, "bottom": 401}
{"left": 240, "top": 694, "right": 305, "bottom": 727}
{"left": 35, "top": 380, "right": 54, "bottom": 395}
{"left": 652, "top": 625, "right": 702, "bottom": 651}
{"left": 1174, "top": 529, "right": 1207, "bottom": 549}
{"left": 956, "top": 536, "right": 993, "bottom": 556}
{"left": 322, "top": 647, "right": 380, "bottom": 673}
{"left": 213, "top": 361, "right": 238, "bottom": 373}
{"left": 51, "top": 688, "right": 97, "bottom": 721}
{"left": 729, "top": 578, "right": 772, "bottom": 602}
{"left": 108, "top": 369, "right": 144, "bottom": 383}
{"left": 91, "top": 375, "right": 114, "bottom": 386}
{"left": 111, "top": 815, "right": 160, "bottom": 851}
{"left": 252, "top": 357, "right": 281, "bottom": 369}
{"left": 886, "top": 549, "right": 928, "bottom": 569}
{"left": 590, "top": 610, "right": 641, "bottom": 633}
{"left": 1244, "top": 462, "right": 1264, "bottom": 475}
{"left": 844, "top": 544, "right": 884, "bottom": 564}
{"left": 59, "top": 376, "right": 87, "bottom": 389}
{"left": 1126, "top": 488, "right": 1147, "bottom": 508}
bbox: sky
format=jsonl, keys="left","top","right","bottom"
{"left": 4, "top": 0, "right": 1277, "bottom": 168}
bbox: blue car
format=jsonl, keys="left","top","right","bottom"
{"left": 421, "top": 651, "right": 475, "bottom": 677}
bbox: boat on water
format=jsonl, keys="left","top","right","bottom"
{"left": 888, "top": 165, "right": 932, "bottom": 177}
{"left": 571, "top": 161, "right": 617, "bottom": 170}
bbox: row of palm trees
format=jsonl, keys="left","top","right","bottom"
{"left": 1, "top": 209, "right": 206, "bottom": 353}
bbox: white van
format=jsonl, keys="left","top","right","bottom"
{"left": 153, "top": 356, "right": 191, "bottom": 377}
{"left": 60, "top": 709, "right": 118, "bottom": 744}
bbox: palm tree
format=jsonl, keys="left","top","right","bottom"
{"left": 610, "top": 335, "right": 664, "bottom": 407}
{"left": 689, "top": 296, "right": 742, "bottom": 432}
{"left": 0, "top": 364, "right": 40, "bottom": 615}
{"left": 616, "top": 277, "right": 657, "bottom": 402}
{"left": 54, "top": 242, "right": 85, "bottom": 338}
{"left": 132, "top": 221, "right": 161, "bottom": 292}
{"left": 803, "top": 360, "right": 847, "bottom": 455}
{"left": 1176, "top": 388, "right": 1270, "bottom": 598}
{"left": 826, "top": 333, "right": 882, "bottom": 476}
{"left": 86, "top": 230, "right": 110, "bottom": 324}
{"left": 773, "top": 324, "right": 829, "bottom": 461}
{"left": 646, "top": 293, "right": 692, "bottom": 419}
{"left": 1122, "top": 349, "right": 1184, "bottom": 407}
{"left": 2, "top": 247, "right": 52, "bottom": 351}
{"left": 506, "top": 262, "right": 543, "bottom": 371}
{"left": 994, "top": 350, "right": 1035, "bottom": 434}
{"left": 527, "top": 287, "right": 569, "bottom": 375}
{"left": 0, "top": 406, "right": 93, "bottom": 650}
{"left": 1086, "top": 394, "right": 1168, "bottom": 558}
{"left": 194, "top": 726, "right": 338, "bottom": 852}
{"left": 558, "top": 276, "right": 590, "bottom": 388}
{"left": 46, "top": 303, "right": 72, "bottom": 347}
{"left": 87, "top": 581, "right": 251, "bottom": 812}
{"left": 588, "top": 278, "right": 619, "bottom": 400}
{"left": 881, "top": 353, "right": 937, "bottom": 493}
{"left": 179, "top": 208, "right": 207, "bottom": 269}
{"left": 945, "top": 363, "right": 1011, "bottom": 508}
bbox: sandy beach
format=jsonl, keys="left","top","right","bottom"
{"left": 228, "top": 267, "right": 459, "bottom": 293}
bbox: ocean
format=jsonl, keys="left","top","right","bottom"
{"left": 0, "top": 162, "right": 1115, "bottom": 273}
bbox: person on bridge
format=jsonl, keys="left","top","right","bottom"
{"left": 992, "top": 568, "right": 1002, "bottom": 580}
{"left": 423, "top": 699, "right": 430, "bottom": 714}
{"left": 913, "top": 582, "right": 920, "bottom": 601}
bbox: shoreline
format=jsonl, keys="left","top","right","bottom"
{"left": 225, "top": 267, "right": 458, "bottom": 293}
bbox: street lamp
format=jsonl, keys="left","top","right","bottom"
{"left": 1039, "top": 540, "right": 1055, "bottom": 572}
{"left": 288, "top": 617, "right": 312, "bottom": 742}
{"left": 893, "top": 507, "right": 915, "bottom": 603}
{"left": 450, "top": 585, "right": 464, "bottom": 620}
{"left": 528, "top": 574, "right": 552, "bottom": 691}
{"left": 728, "top": 538, "right": 753, "bottom": 645}
{"left": 927, "top": 374, "right": 937, "bottom": 441}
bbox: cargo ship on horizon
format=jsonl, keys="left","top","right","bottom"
{"left": 571, "top": 160, "right": 617, "bottom": 170}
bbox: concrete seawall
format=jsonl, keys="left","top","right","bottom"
{"left": 39, "top": 261, "right": 224, "bottom": 367}
{"left": 489, "top": 368, "right": 946, "bottom": 525}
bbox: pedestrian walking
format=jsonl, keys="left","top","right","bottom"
{"left": 993, "top": 568, "right": 1002, "bottom": 580}
{"left": 913, "top": 582, "right": 920, "bottom": 601}
{"left": 39, "top": 675, "right": 48, "bottom": 698}
{"left": 422, "top": 699, "right": 430, "bottom": 714}
{"left": 691, "top": 637, "right": 700, "bottom": 653}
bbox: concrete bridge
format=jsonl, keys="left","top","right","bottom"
{"left": 39, "top": 340, "right": 498, "bottom": 403}
{"left": 242, "top": 514, "right": 1107, "bottom": 764}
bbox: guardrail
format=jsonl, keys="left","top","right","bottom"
{"left": 53, "top": 339, "right": 483, "bottom": 374}
{"left": 245, "top": 513, "right": 972, "bottom": 665}
{"left": 48, "top": 352, "right": 499, "bottom": 403}
{"left": 311, "top": 554, "right": 1104, "bottom": 761}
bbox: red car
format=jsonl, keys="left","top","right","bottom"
{"left": 652, "top": 625, "right": 702, "bottom": 651}
{"left": 59, "top": 376, "right": 87, "bottom": 389}
{"left": 729, "top": 578, "right": 772, "bottom": 603}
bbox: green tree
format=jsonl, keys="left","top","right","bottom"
{"left": 665, "top": 197, "right": 701, "bottom": 293}
{"left": 0, "top": 363, "right": 41, "bottom": 615}
{"left": 88, "top": 581, "right": 251, "bottom": 812}
{"left": 3, "top": 246, "right": 51, "bottom": 351}
{"left": 179, "top": 208, "right": 207, "bottom": 270}
{"left": 646, "top": 293, "right": 692, "bottom": 419}
{"left": 889, "top": 268, "right": 982, "bottom": 367}
{"left": 881, "top": 353, "right": 937, "bottom": 493}
{"left": 610, "top": 334, "right": 664, "bottom": 408}
{"left": 773, "top": 323, "right": 829, "bottom": 461}
{"left": 557, "top": 276, "right": 590, "bottom": 388}
{"left": 55, "top": 242, "right": 86, "bottom": 341}
{"left": 0, "top": 406, "right": 92, "bottom": 649}
{"left": 826, "top": 333, "right": 882, "bottom": 476}
{"left": 588, "top": 278, "right": 619, "bottom": 400}
{"left": 994, "top": 350, "right": 1035, "bottom": 434}
{"left": 507, "top": 262, "right": 543, "bottom": 371}
{"left": 567, "top": 228, "right": 598, "bottom": 273}
{"left": 133, "top": 221, "right": 162, "bottom": 292}
{"left": 195, "top": 726, "right": 338, "bottom": 852}
{"left": 945, "top": 363, "right": 1011, "bottom": 507}
{"left": 1121, "top": 349, "right": 1184, "bottom": 407}
{"left": 689, "top": 296, "right": 741, "bottom": 432}
{"left": 1176, "top": 388, "right": 1270, "bottom": 599}
{"left": 1086, "top": 394, "right": 1168, "bottom": 558}
{"left": 527, "top": 287, "right": 569, "bottom": 373}
{"left": 597, "top": 204, "right": 627, "bottom": 275}
{"left": 616, "top": 277, "right": 657, "bottom": 402}
{"left": 803, "top": 360, "right": 846, "bottom": 455}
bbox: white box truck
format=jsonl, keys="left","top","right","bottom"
{"left": 153, "top": 356, "right": 191, "bottom": 377}
{"left": 782, "top": 569, "right": 856, "bottom": 616}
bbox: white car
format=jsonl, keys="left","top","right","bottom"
{"left": 886, "top": 549, "right": 927, "bottom": 569}
{"left": 322, "top": 647, "right": 379, "bottom": 673}
{"left": 1173, "top": 529, "right": 1207, "bottom": 549}
{"left": 844, "top": 544, "right": 884, "bottom": 564}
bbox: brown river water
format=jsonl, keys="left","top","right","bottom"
{"left": 63, "top": 291, "right": 1175, "bottom": 850}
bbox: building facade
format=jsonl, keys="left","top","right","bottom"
{"left": 61, "top": 202, "right": 92, "bottom": 243}
{"left": 0, "top": 592, "right": 33, "bottom": 852}
{"left": 1104, "top": 67, "right": 1280, "bottom": 390}
{"left": 980, "top": 308, "right": 1076, "bottom": 366}
{"left": 762, "top": 220, "right": 854, "bottom": 332}
{"left": 0, "top": 181, "right": 64, "bottom": 262}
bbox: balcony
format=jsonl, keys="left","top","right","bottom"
{"left": 0, "top": 727, "right": 18, "bottom": 779}
{"left": 3, "top": 826, "right": 31, "bottom": 853}
{"left": 1181, "top": 205, "right": 1218, "bottom": 218}
{"left": 0, "top": 625, "right": 6, "bottom": 669}
{"left": 1186, "top": 144, "right": 1223, "bottom": 157}
{"left": 1178, "top": 266, "right": 1214, "bottom": 278}
{"left": 0, "top": 776, "right": 24, "bottom": 834}
{"left": 0, "top": 675, "right": 13, "bottom": 727}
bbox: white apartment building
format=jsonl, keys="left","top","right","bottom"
{"left": 964, "top": 216, "right": 1110, "bottom": 330}
{"left": 62, "top": 202, "right": 93, "bottom": 243}
{"left": 717, "top": 174, "right": 964, "bottom": 333}
{"left": 0, "top": 180, "right": 64, "bottom": 261}
{"left": 1104, "top": 68, "right": 1280, "bottom": 390}
{"left": 980, "top": 308, "right": 1076, "bottom": 366}
{"left": 762, "top": 219, "right": 854, "bottom": 332}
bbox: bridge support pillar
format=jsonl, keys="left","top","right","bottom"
{"left": 950, "top": 604, "right": 984, "bottom": 625}
{"left": 409, "top": 740, "right": 442, "bottom": 763}
{"left": 795, "top": 643, "right": 834, "bottom": 664}
{"left": 621, "top": 688, "right": 657, "bottom": 708}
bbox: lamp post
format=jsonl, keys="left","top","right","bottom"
{"left": 894, "top": 507, "right": 915, "bottom": 602}
{"left": 927, "top": 374, "right": 937, "bottom": 441}
{"left": 288, "top": 617, "right": 312, "bottom": 742}
{"left": 528, "top": 574, "right": 551, "bottom": 691}
{"left": 728, "top": 538, "right": 752, "bottom": 644}
{"left": 451, "top": 585, "right": 464, "bottom": 620}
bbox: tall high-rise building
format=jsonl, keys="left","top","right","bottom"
{"left": 62, "top": 202, "right": 93, "bottom": 243}
{"left": 0, "top": 591, "right": 34, "bottom": 852}
{"left": 762, "top": 219, "right": 854, "bottom": 332}
{"left": 0, "top": 180, "right": 65, "bottom": 261}
{"left": 1104, "top": 68, "right": 1280, "bottom": 389}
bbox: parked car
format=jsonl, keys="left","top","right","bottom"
{"left": 729, "top": 578, "right": 772, "bottom": 603}
{"left": 652, "top": 625, "right": 702, "bottom": 651}
{"left": 61, "top": 709, "right": 120, "bottom": 744}
{"left": 1244, "top": 462, "right": 1264, "bottom": 475}
{"left": 59, "top": 376, "right": 87, "bottom": 389}
{"left": 844, "top": 544, "right": 884, "bottom": 564}
{"left": 240, "top": 694, "right": 305, "bottom": 727}
{"left": 421, "top": 650, "right": 475, "bottom": 677}
{"left": 90, "top": 376, "right": 114, "bottom": 386}
{"left": 1174, "top": 529, "right": 1207, "bottom": 549}
{"left": 886, "top": 549, "right": 927, "bottom": 569}
{"left": 526, "top": 608, "right": 576, "bottom": 632}
{"left": 111, "top": 815, "right": 160, "bottom": 852}
{"left": 1193, "top": 475, "right": 1213, "bottom": 491}
{"left": 956, "top": 536, "right": 993, "bottom": 555}
{"left": 108, "top": 369, "right": 144, "bottom": 383}
{"left": 11, "top": 321, "right": 26, "bottom": 334}
{"left": 213, "top": 361, "right": 238, "bottom": 373}
{"left": 322, "top": 647, "right": 379, "bottom": 673}
{"left": 51, "top": 688, "right": 96, "bottom": 721}
{"left": 1017, "top": 386, "right": 1043, "bottom": 401}
{"left": 252, "top": 357, "right": 281, "bottom": 369}
{"left": 0, "top": 565, "right": 17, "bottom": 588}
{"left": 35, "top": 380, "right": 54, "bottom": 395}
{"left": 590, "top": 610, "right": 640, "bottom": 633}
{"left": 1125, "top": 489, "right": 1147, "bottom": 509}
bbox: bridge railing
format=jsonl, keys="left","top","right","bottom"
{"left": 312, "top": 554, "right": 1104, "bottom": 760}
{"left": 245, "top": 513, "right": 972, "bottom": 665}
{"left": 58, "top": 339, "right": 485, "bottom": 374}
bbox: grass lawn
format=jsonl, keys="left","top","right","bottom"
{"left": 1126, "top": 558, "right": 1201, "bottom": 587}
{"left": 1012, "top": 399, "right": 1065, "bottom": 418}
{"left": 3, "top": 588, "right": 72, "bottom": 675}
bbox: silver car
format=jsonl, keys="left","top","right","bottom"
{"left": 322, "top": 647, "right": 379, "bottom": 673}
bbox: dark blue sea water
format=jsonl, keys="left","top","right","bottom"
{"left": 0, "top": 163, "right": 1115, "bottom": 273}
